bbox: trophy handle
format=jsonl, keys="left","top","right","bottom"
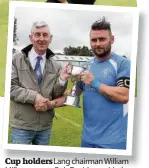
{"left": 71, "top": 85, "right": 76, "bottom": 96}
{"left": 64, "top": 83, "right": 81, "bottom": 108}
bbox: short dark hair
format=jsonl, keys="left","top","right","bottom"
{"left": 91, "top": 17, "right": 111, "bottom": 33}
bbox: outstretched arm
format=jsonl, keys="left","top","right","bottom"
{"left": 50, "top": 86, "right": 82, "bottom": 108}
{"left": 35, "top": 87, "right": 82, "bottom": 111}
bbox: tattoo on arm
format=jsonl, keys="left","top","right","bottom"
{"left": 53, "top": 96, "right": 67, "bottom": 108}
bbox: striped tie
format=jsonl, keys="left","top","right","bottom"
{"left": 34, "top": 56, "right": 42, "bottom": 86}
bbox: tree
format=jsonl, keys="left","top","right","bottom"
{"left": 63, "top": 45, "right": 93, "bottom": 56}
{"left": 13, "top": 17, "right": 19, "bottom": 53}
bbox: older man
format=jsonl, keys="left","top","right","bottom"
{"left": 10, "top": 21, "right": 70, "bottom": 145}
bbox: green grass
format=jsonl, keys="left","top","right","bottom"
{"left": 95, "top": 0, "right": 136, "bottom": 6}
{"left": 50, "top": 107, "right": 83, "bottom": 147}
{"left": 1, "top": 0, "right": 136, "bottom": 147}
{"left": 0, "top": 1, "right": 9, "bottom": 96}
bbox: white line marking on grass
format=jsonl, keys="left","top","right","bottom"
{"left": 55, "top": 113, "right": 81, "bottom": 128}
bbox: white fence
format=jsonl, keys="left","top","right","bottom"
{"left": 53, "top": 55, "right": 93, "bottom": 67}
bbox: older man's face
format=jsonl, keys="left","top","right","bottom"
{"left": 29, "top": 26, "right": 52, "bottom": 55}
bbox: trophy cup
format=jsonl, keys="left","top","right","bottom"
{"left": 64, "top": 64, "right": 86, "bottom": 108}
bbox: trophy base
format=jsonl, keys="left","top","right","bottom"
{"left": 64, "top": 95, "right": 80, "bottom": 108}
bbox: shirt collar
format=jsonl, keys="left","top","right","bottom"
{"left": 29, "top": 47, "right": 46, "bottom": 62}
{"left": 94, "top": 53, "right": 114, "bottom": 63}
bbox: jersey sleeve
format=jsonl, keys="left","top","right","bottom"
{"left": 116, "top": 58, "right": 131, "bottom": 88}
{"left": 76, "top": 81, "right": 84, "bottom": 90}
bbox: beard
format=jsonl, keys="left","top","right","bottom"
{"left": 92, "top": 44, "right": 111, "bottom": 58}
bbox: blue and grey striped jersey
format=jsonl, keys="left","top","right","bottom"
{"left": 77, "top": 53, "right": 130, "bottom": 147}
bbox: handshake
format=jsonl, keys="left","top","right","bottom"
{"left": 34, "top": 93, "right": 55, "bottom": 112}
{"left": 34, "top": 65, "right": 72, "bottom": 112}
{"left": 34, "top": 90, "right": 72, "bottom": 112}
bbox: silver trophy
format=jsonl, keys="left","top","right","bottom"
{"left": 64, "top": 64, "right": 87, "bottom": 108}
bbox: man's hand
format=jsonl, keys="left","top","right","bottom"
{"left": 47, "top": 100, "right": 56, "bottom": 109}
{"left": 34, "top": 101, "right": 49, "bottom": 112}
{"left": 35, "top": 93, "right": 48, "bottom": 104}
{"left": 34, "top": 94, "right": 49, "bottom": 112}
{"left": 60, "top": 64, "right": 71, "bottom": 81}
{"left": 80, "top": 72, "right": 94, "bottom": 85}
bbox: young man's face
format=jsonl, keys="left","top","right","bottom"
{"left": 90, "top": 29, "right": 114, "bottom": 58}
{"left": 29, "top": 26, "right": 52, "bottom": 54}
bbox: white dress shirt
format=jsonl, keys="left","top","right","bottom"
{"left": 28, "top": 47, "right": 46, "bottom": 74}
{"left": 28, "top": 47, "right": 66, "bottom": 86}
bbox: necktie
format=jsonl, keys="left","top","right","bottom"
{"left": 34, "top": 56, "right": 42, "bottom": 86}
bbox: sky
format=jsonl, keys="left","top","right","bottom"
{"left": 14, "top": 4, "right": 135, "bottom": 58}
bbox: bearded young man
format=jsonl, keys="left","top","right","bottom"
{"left": 76, "top": 18, "right": 130, "bottom": 149}
{"left": 36, "top": 18, "right": 130, "bottom": 150}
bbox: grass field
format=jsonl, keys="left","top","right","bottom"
{"left": 0, "top": 0, "right": 137, "bottom": 147}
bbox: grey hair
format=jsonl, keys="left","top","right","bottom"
{"left": 31, "top": 21, "right": 51, "bottom": 34}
